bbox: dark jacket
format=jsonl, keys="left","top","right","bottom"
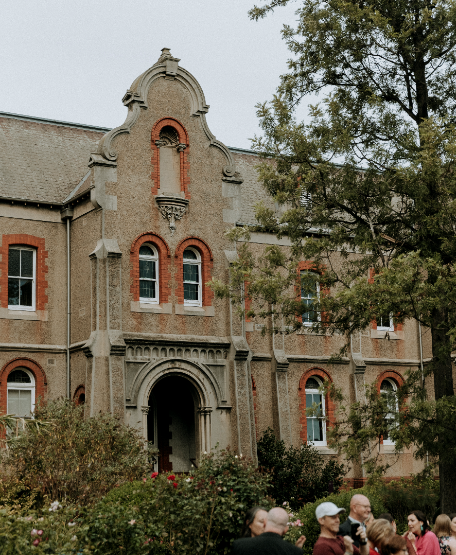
{"left": 231, "top": 532, "right": 303, "bottom": 555}
{"left": 339, "top": 518, "right": 361, "bottom": 548}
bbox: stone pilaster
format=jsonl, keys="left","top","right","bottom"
{"left": 273, "top": 349, "right": 292, "bottom": 445}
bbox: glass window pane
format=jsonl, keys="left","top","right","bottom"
{"left": 8, "top": 370, "right": 31, "bottom": 383}
{"left": 8, "top": 279, "right": 19, "bottom": 305}
{"left": 183, "top": 249, "right": 197, "bottom": 260}
{"left": 20, "top": 279, "right": 33, "bottom": 306}
{"left": 8, "top": 249, "right": 20, "bottom": 277}
{"left": 183, "top": 264, "right": 198, "bottom": 283}
{"left": 8, "top": 389, "right": 31, "bottom": 417}
{"left": 140, "top": 259, "right": 156, "bottom": 280}
{"left": 184, "top": 283, "right": 198, "bottom": 301}
{"left": 306, "top": 378, "right": 320, "bottom": 390}
{"left": 140, "top": 280, "right": 156, "bottom": 299}
{"left": 7, "top": 389, "right": 20, "bottom": 415}
{"left": 21, "top": 250, "right": 33, "bottom": 278}
{"left": 139, "top": 245, "right": 153, "bottom": 256}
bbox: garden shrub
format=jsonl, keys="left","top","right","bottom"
{"left": 0, "top": 399, "right": 156, "bottom": 506}
{"left": 257, "top": 428, "right": 345, "bottom": 510}
{"left": 285, "top": 487, "right": 386, "bottom": 555}
{"left": 82, "top": 448, "right": 272, "bottom": 555}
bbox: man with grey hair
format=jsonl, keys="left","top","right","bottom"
{"left": 231, "top": 507, "right": 305, "bottom": 555}
{"left": 338, "top": 494, "right": 372, "bottom": 548}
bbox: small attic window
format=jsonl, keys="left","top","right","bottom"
{"left": 159, "top": 126, "right": 179, "bottom": 146}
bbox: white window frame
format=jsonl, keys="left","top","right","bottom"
{"left": 7, "top": 367, "right": 35, "bottom": 417}
{"left": 183, "top": 248, "right": 202, "bottom": 307}
{"left": 377, "top": 312, "right": 394, "bottom": 332}
{"left": 300, "top": 189, "right": 312, "bottom": 209}
{"left": 301, "top": 271, "right": 320, "bottom": 326}
{"left": 305, "top": 376, "right": 327, "bottom": 446}
{"left": 8, "top": 246, "right": 36, "bottom": 311}
{"left": 139, "top": 244, "right": 159, "bottom": 304}
{"left": 380, "top": 378, "right": 398, "bottom": 445}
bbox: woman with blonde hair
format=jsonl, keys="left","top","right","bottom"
{"left": 433, "top": 514, "right": 456, "bottom": 555}
{"left": 367, "top": 519, "right": 395, "bottom": 555}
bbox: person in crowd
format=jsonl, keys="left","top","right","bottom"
{"left": 240, "top": 506, "right": 269, "bottom": 538}
{"left": 231, "top": 507, "right": 305, "bottom": 555}
{"left": 379, "top": 514, "right": 397, "bottom": 534}
{"left": 433, "top": 514, "right": 456, "bottom": 555}
{"left": 381, "top": 535, "right": 408, "bottom": 555}
{"left": 339, "top": 494, "right": 373, "bottom": 548}
{"left": 365, "top": 513, "right": 375, "bottom": 528}
{"left": 367, "top": 519, "right": 394, "bottom": 555}
{"left": 404, "top": 511, "right": 440, "bottom": 555}
{"left": 448, "top": 515, "right": 456, "bottom": 541}
{"left": 313, "top": 501, "right": 369, "bottom": 555}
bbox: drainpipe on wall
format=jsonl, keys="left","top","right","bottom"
{"left": 61, "top": 207, "right": 74, "bottom": 399}
{"left": 418, "top": 319, "right": 429, "bottom": 467}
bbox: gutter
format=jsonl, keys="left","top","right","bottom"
{"left": 61, "top": 207, "right": 74, "bottom": 398}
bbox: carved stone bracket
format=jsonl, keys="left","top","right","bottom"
{"left": 155, "top": 195, "right": 189, "bottom": 235}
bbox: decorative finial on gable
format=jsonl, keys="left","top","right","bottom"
{"left": 155, "top": 48, "right": 181, "bottom": 78}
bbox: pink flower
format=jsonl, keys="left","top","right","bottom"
{"left": 33, "top": 539, "right": 40, "bottom": 546}
{"left": 31, "top": 529, "right": 38, "bottom": 536}
{"left": 37, "top": 530, "right": 43, "bottom": 536}
{"left": 129, "top": 520, "right": 136, "bottom": 525}
{"left": 143, "top": 478, "right": 147, "bottom": 482}
{"left": 151, "top": 472, "right": 158, "bottom": 479}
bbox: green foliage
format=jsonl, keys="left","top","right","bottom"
{"left": 0, "top": 399, "right": 156, "bottom": 505}
{"left": 207, "top": 0, "right": 456, "bottom": 508}
{"left": 81, "top": 448, "right": 271, "bottom": 555}
{"left": 285, "top": 487, "right": 386, "bottom": 555}
{"left": 257, "top": 428, "right": 345, "bottom": 510}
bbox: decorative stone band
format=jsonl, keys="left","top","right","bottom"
{"left": 155, "top": 195, "right": 189, "bottom": 235}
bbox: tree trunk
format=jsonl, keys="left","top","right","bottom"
{"left": 430, "top": 307, "right": 456, "bottom": 512}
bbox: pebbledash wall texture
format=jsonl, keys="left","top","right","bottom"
{"left": 0, "top": 48, "right": 442, "bottom": 482}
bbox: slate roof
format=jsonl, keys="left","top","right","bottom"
{"left": 0, "top": 112, "right": 108, "bottom": 204}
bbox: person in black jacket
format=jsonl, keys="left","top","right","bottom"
{"left": 231, "top": 507, "right": 305, "bottom": 555}
{"left": 338, "top": 494, "right": 371, "bottom": 548}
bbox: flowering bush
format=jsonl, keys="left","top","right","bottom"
{"left": 0, "top": 399, "right": 156, "bottom": 506}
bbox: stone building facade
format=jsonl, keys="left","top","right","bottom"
{"left": 0, "top": 48, "right": 435, "bottom": 481}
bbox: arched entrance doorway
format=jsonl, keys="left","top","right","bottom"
{"left": 148, "top": 375, "right": 197, "bottom": 473}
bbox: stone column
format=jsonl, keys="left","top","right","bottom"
{"left": 273, "top": 350, "right": 292, "bottom": 446}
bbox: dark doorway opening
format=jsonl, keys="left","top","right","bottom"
{"left": 148, "top": 376, "right": 197, "bottom": 473}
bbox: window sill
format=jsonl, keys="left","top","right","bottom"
{"left": 131, "top": 301, "right": 172, "bottom": 314}
{"left": 0, "top": 308, "right": 47, "bottom": 321}
{"left": 314, "top": 445, "right": 337, "bottom": 455}
{"left": 371, "top": 329, "right": 403, "bottom": 340}
{"left": 175, "top": 305, "right": 214, "bottom": 317}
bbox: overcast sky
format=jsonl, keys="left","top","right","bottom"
{"left": 0, "top": 0, "right": 304, "bottom": 150}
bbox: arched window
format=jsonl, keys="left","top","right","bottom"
{"left": 183, "top": 248, "right": 201, "bottom": 306}
{"left": 305, "top": 376, "right": 326, "bottom": 445}
{"left": 301, "top": 271, "right": 320, "bottom": 325}
{"left": 139, "top": 244, "right": 159, "bottom": 304}
{"left": 7, "top": 368, "right": 35, "bottom": 417}
{"left": 380, "top": 378, "right": 398, "bottom": 445}
{"left": 8, "top": 246, "right": 36, "bottom": 310}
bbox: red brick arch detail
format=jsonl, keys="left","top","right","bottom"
{"left": 376, "top": 370, "right": 404, "bottom": 394}
{"left": 298, "top": 368, "right": 335, "bottom": 444}
{"left": 175, "top": 237, "right": 214, "bottom": 307}
{"left": 0, "top": 358, "right": 47, "bottom": 415}
{"left": 73, "top": 385, "right": 86, "bottom": 405}
{"left": 151, "top": 117, "right": 190, "bottom": 199}
{"left": 130, "top": 232, "right": 171, "bottom": 304}
{"left": 0, "top": 234, "right": 48, "bottom": 310}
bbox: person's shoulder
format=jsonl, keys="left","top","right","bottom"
{"left": 339, "top": 519, "right": 351, "bottom": 532}
{"left": 313, "top": 535, "right": 344, "bottom": 555}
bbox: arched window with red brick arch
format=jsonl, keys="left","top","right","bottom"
{"left": 175, "top": 237, "right": 213, "bottom": 308}
{"left": 377, "top": 371, "right": 404, "bottom": 445}
{"left": 151, "top": 117, "right": 190, "bottom": 199}
{"left": 0, "top": 234, "right": 48, "bottom": 312}
{"left": 0, "top": 358, "right": 47, "bottom": 416}
{"left": 73, "top": 385, "right": 86, "bottom": 406}
{"left": 299, "top": 368, "right": 335, "bottom": 446}
{"left": 130, "top": 233, "right": 171, "bottom": 305}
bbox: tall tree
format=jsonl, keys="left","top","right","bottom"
{"left": 213, "top": 0, "right": 456, "bottom": 510}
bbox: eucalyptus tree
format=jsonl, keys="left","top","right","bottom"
{"left": 212, "top": 0, "right": 456, "bottom": 510}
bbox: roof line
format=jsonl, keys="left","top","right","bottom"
{"left": 228, "top": 146, "right": 258, "bottom": 156}
{"left": 0, "top": 111, "right": 111, "bottom": 133}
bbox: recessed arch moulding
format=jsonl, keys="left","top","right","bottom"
{"left": 125, "top": 357, "right": 231, "bottom": 456}
{"left": 89, "top": 47, "right": 243, "bottom": 208}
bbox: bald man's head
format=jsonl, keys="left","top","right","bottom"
{"left": 349, "top": 494, "right": 372, "bottom": 522}
{"left": 265, "top": 507, "right": 289, "bottom": 535}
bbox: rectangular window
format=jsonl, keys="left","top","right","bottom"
{"left": 301, "top": 271, "right": 320, "bottom": 325}
{"left": 8, "top": 247, "right": 36, "bottom": 310}
{"left": 377, "top": 312, "right": 394, "bottom": 331}
{"left": 7, "top": 389, "right": 32, "bottom": 417}
{"left": 183, "top": 248, "right": 202, "bottom": 306}
{"left": 306, "top": 392, "right": 324, "bottom": 442}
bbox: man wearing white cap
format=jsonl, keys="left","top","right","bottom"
{"left": 313, "top": 502, "right": 369, "bottom": 555}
